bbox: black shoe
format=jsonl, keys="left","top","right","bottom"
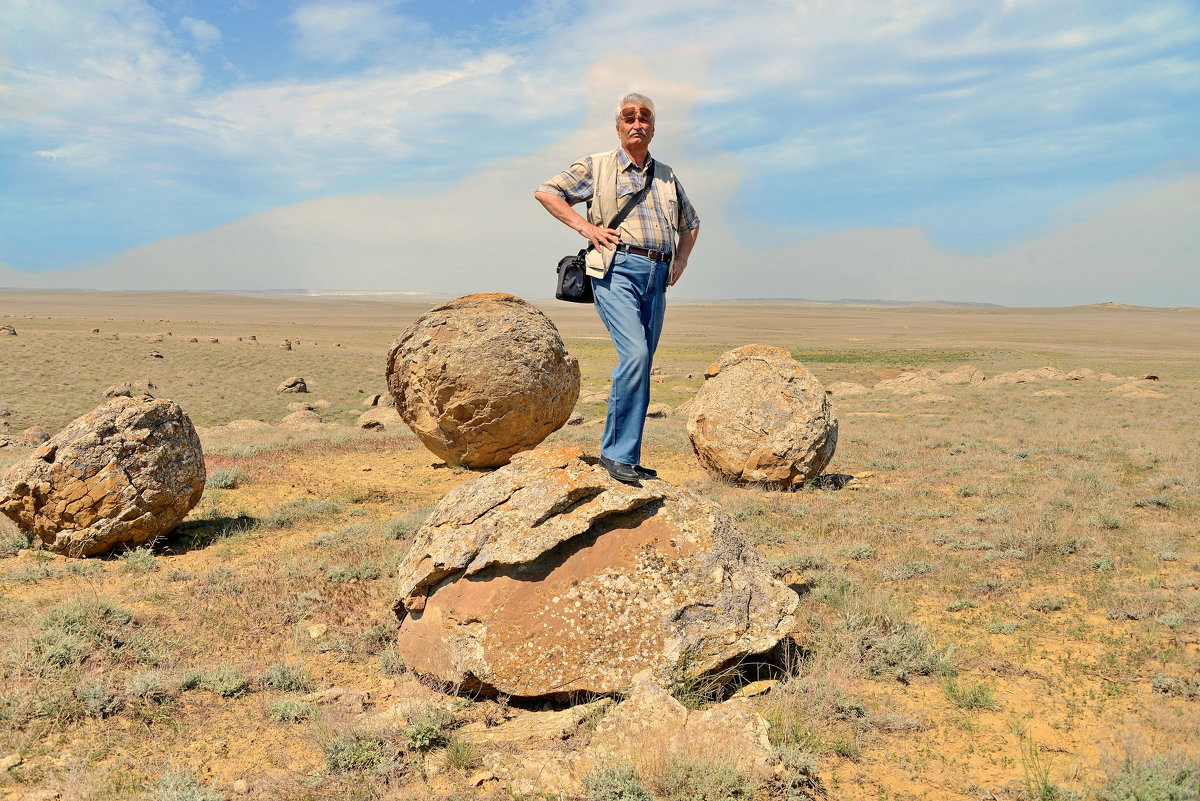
{"left": 634, "top": 464, "right": 658, "bottom": 479}
{"left": 599, "top": 455, "right": 642, "bottom": 484}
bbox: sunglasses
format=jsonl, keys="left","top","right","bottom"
{"left": 620, "top": 110, "right": 653, "bottom": 124}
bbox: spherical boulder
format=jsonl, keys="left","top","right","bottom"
{"left": 686, "top": 345, "right": 837, "bottom": 488}
{"left": 386, "top": 293, "right": 580, "bottom": 468}
{"left": 0, "top": 396, "right": 206, "bottom": 556}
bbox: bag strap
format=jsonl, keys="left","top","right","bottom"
{"left": 584, "top": 161, "right": 656, "bottom": 253}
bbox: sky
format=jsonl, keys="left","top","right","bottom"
{"left": 0, "top": 0, "right": 1198, "bottom": 304}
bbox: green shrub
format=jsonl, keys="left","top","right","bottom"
{"left": 143, "top": 770, "right": 225, "bottom": 801}
{"left": 649, "top": 753, "right": 758, "bottom": 801}
{"left": 259, "top": 663, "right": 312, "bottom": 692}
{"left": 267, "top": 699, "right": 312, "bottom": 723}
{"left": 128, "top": 671, "right": 173, "bottom": 705}
{"left": 402, "top": 703, "right": 452, "bottom": 751}
{"left": 942, "top": 676, "right": 996, "bottom": 710}
{"left": 183, "top": 666, "right": 250, "bottom": 698}
{"left": 76, "top": 680, "right": 123, "bottom": 718}
{"left": 1030, "top": 597, "right": 1065, "bottom": 613}
{"left": 324, "top": 730, "right": 400, "bottom": 773}
{"left": 120, "top": 546, "right": 159, "bottom": 574}
{"left": 442, "top": 736, "right": 482, "bottom": 772}
{"left": 583, "top": 762, "right": 653, "bottom": 801}
{"left": 206, "top": 469, "right": 247, "bottom": 490}
{"left": 1095, "top": 756, "right": 1200, "bottom": 801}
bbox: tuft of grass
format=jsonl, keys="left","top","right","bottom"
{"left": 1095, "top": 756, "right": 1200, "bottom": 801}
{"left": 401, "top": 702, "right": 452, "bottom": 751}
{"left": 942, "top": 676, "right": 997, "bottom": 710}
{"left": 76, "top": 680, "right": 124, "bottom": 718}
{"left": 324, "top": 730, "right": 403, "bottom": 774}
{"left": 1151, "top": 674, "right": 1200, "bottom": 701}
{"left": 441, "top": 736, "right": 483, "bottom": 772}
{"left": 120, "top": 546, "right": 159, "bottom": 574}
{"left": 144, "top": 770, "right": 225, "bottom": 801}
{"left": 1087, "top": 511, "right": 1125, "bottom": 531}
{"left": 259, "top": 663, "right": 313, "bottom": 692}
{"left": 128, "top": 671, "right": 174, "bottom": 705}
{"left": 643, "top": 751, "right": 759, "bottom": 801}
{"left": 183, "top": 666, "right": 251, "bottom": 698}
{"left": 839, "top": 542, "right": 877, "bottom": 561}
{"left": 583, "top": 762, "right": 653, "bottom": 801}
{"left": 206, "top": 469, "right": 248, "bottom": 490}
{"left": 1030, "top": 596, "right": 1066, "bottom": 613}
{"left": 267, "top": 699, "right": 313, "bottom": 723}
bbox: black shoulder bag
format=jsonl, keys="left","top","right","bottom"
{"left": 555, "top": 163, "right": 655, "bottom": 303}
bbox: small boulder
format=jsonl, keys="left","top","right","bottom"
{"left": 937, "top": 365, "right": 985, "bottom": 385}
{"left": 187, "top": 337, "right": 198, "bottom": 343}
{"left": 991, "top": 366, "right": 1066, "bottom": 385}
{"left": 22, "top": 426, "right": 50, "bottom": 446}
{"left": 386, "top": 293, "right": 580, "bottom": 468}
{"left": 103, "top": 382, "right": 133, "bottom": 398}
{"left": 566, "top": 411, "right": 585, "bottom": 426}
{"left": 208, "top": 337, "right": 219, "bottom": 344}
{"left": 687, "top": 345, "right": 837, "bottom": 488}
{"left": 0, "top": 396, "right": 205, "bottom": 556}
{"left": 875, "top": 369, "right": 940, "bottom": 394}
{"left": 645, "top": 403, "right": 673, "bottom": 418}
{"left": 393, "top": 448, "right": 797, "bottom": 697}
{"left": 358, "top": 408, "right": 399, "bottom": 430}
{"left": 279, "top": 410, "right": 322, "bottom": 427}
{"left": 826, "top": 381, "right": 869, "bottom": 396}
{"left": 1066, "top": 368, "right": 1100, "bottom": 381}
{"left": 90, "top": 328, "right": 100, "bottom": 334}
{"left": 1, "top": 325, "right": 16, "bottom": 336}
{"left": 277, "top": 376, "right": 308, "bottom": 393}
{"left": 149, "top": 351, "right": 163, "bottom": 359}
{"left": 287, "top": 402, "right": 316, "bottom": 412}
{"left": 280, "top": 340, "right": 292, "bottom": 351}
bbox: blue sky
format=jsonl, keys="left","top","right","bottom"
{"left": 1, "top": 0, "right": 1197, "bottom": 288}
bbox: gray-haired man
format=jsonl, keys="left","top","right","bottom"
{"left": 535, "top": 93, "right": 700, "bottom": 483}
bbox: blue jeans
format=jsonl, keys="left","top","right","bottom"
{"left": 591, "top": 251, "right": 669, "bottom": 466}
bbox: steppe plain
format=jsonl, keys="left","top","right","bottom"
{"left": 0, "top": 290, "right": 1197, "bottom": 801}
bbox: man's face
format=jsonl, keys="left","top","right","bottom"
{"left": 617, "top": 103, "right": 654, "bottom": 151}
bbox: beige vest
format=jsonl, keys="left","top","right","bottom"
{"left": 584, "top": 149, "right": 679, "bottom": 278}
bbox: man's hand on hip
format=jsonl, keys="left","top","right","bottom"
{"left": 668, "top": 258, "right": 687, "bottom": 287}
{"left": 580, "top": 222, "right": 620, "bottom": 251}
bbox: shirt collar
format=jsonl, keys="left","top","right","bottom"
{"left": 617, "top": 148, "right": 653, "bottom": 172}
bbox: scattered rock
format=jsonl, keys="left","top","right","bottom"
{"left": 277, "top": 376, "right": 308, "bottom": 393}
{"left": 0, "top": 408, "right": 10, "bottom": 418}
{"left": 208, "top": 337, "right": 219, "bottom": 343}
{"left": 386, "top": 293, "right": 580, "bottom": 468}
{"left": 825, "top": 381, "right": 870, "bottom": 396}
{"left": 875, "top": 369, "right": 941, "bottom": 394}
{"left": 148, "top": 351, "right": 163, "bottom": 359}
{"left": 305, "top": 686, "right": 370, "bottom": 714}
{"left": 280, "top": 340, "right": 292, "bottom": 351}
{"left": 21, "top": 426, "right": 50, "bottom": 446}
{"left": 586, "top": 678, "right": 776, "bottom": 778}
{"left": 90, "top": 328, "right": 100, "bottom": 334}
{"left": 311, "top": 399, "right": 332, "bottom": 409}
{"left": 222, "top": 420, "right": 272, "bottom": 431}
{"left": 990, "top": 366, "right": 1066, "bottom": 384}
{"left": 307, "top": 623, "right": 328, "bottom": 639}
{"left": 108, "top": 333, "right": 120, "bottom": 341}
{"left": 687, "top": 345, "right": 837, "bottom": 488}
{"left": 1066, "top": 368, "right": 1100, "bottom": 381}
{"left": 358, "top": 408, "right": 399, "bottom": 430}
{"left": 937, "top": 365, "right": 985, "bottom": 385}
{"left": 287, "top": 402, "right": 316, "bottom": 412}
{"left": 103, "top": 383, "right": 133, "bottom": 398}
{"left": 279, "top": 410, "right": 323, "bottom": 427}
{"left": 187, "top": 337, "right": 198, "bottom": 343}
{"left": 0, "top": 396, "right": 205, "bottom": 557}
{"left": 0, "top": 753, "right": 22, "bottom": 771}
{"left": 645, "top": 403, "right": 673, "bottom": 418}
{"left": 1142, "top": 374, "right": 1159, "bottom": 381}
{"left": 566, "top": 411, "right": 584, "bottom": 426}
{"left": 232, "top": 779, "right": 249, "bottom": 796}
{"left": 393, "top": 447, "right": 797, "bottom": 697}
{"left": 247, "top": 335, "right": 256, "bottom": 341}
{"left": 0, "top": 325, "right": 15, "bottom": 336}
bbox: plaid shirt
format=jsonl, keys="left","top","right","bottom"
{"left": 537, "top": 149, "right": 700, "bottom": 254}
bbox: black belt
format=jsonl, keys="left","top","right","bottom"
{"left": 615, "top": 243, "right": 671, "bottom": 262}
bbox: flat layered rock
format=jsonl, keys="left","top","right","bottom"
{"left": 687, "top": 345, "right": 837, "bottom": 488}
{"left": 392, "top": 448, "right": 797, "bottom": 697}
{"left": 0, "top": 396, "right": 205, "bottom": 556}
{"left": 386, "top": 293, "right": 580, "bottom": 468}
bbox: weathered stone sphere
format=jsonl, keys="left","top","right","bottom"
{"left": 687, "top": 345, "right": 837, "bottom": 488}
{"left": 0, "top": 396, "right": 206, "bottom": 556}
{"left": 386, "top": 293, "right": 580, "bottom": 468}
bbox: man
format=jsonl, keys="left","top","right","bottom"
{"left": 535, "top": 92, "right": 700, "bottom": 483}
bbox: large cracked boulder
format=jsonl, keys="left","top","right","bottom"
{"left": 687, "top": 345, "right": 837, "bottom": 488}
{"left": 0, "top": 396, "right": 205, "bottom": 556}
{"left": 392, "top": 448, "right": 797, "bottom": 697}
{"left": 386, "top": 293, "right": 580, "bottom": 468}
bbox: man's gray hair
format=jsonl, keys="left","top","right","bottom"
{"left": 615, "top": 93, "right": 655, "bottom": 122}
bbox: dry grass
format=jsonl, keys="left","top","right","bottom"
{"left": 1, "top": 291, "right": 1198, "bottom": 800}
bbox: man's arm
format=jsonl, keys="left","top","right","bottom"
{"left": 534, "top": 191, "right": 621, "bottom": 252}
{"left": 669, "top": 224, "right": 699, "bottom": 287}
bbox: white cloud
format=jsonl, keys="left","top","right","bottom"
{"left": 290, "top": 0, "right": 426, "bottom": 63}
{"left": 180, "top": 16, "right": 221, "bottom": 52}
